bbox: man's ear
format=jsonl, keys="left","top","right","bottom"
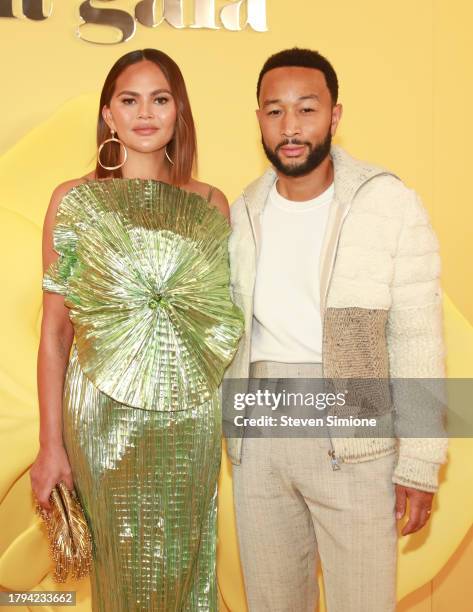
{"left": 331, "top": 103, "right": 343, "bottom": 136}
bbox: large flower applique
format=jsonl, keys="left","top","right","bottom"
{"left": 43, "top": 178, "right": 244, "bottom": 411}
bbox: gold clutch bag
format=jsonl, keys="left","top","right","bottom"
{"left": 35, "top": 481, "right": 93, "bottom": 582}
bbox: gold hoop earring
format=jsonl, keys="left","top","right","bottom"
{"left": 98, "top": 129, "right": 128, "bottom": 170}
{"left": 165, "top": 147, "right": 174, "bottom": 166}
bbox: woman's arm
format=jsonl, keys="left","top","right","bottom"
{"left": 37, "top": 292, "right": 73, "bottom": 448}
{"left": 31, "top": 180, "right": 83, "bottom": 509}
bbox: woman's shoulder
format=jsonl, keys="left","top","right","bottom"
{"left": 182, "top": 178, "right": 229, "bottom": 220}
{"left": 51, "top": 174, "right": 93, "bottom": 200}
{"left": 50, "top": 173, "right": 94, "bottom": 207}
{"left": 44, "top": 174, "right": 94, "bottom": 228}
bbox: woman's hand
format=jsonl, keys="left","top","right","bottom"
{"left": 30, "top": 444, "right": 74, "bottom": 512}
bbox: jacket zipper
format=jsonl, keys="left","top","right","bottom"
{"left": 242, "top": 191, "right": 258, "bottom": 366}
{"left": 328, "top": 449, "right": 341, "bottom": 471}
{"left": 322, "top": 174, "right": 393, "bottom": 469}
{"left": 242, "top": 191, "right": 259, "bottom": 259}
{"left": 323, "top": 202, "right": 352, "bottom": 471}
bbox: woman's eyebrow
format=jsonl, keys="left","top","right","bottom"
{"left": 116, "top": 89, "right": 172, "bottom": 96}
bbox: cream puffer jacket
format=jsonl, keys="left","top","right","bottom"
{"left": 224, "top": 145, "right": 448, "bottom": 493}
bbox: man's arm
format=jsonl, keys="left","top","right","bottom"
{"left": 387, "top": 188, "right": 448, "bottom": 534}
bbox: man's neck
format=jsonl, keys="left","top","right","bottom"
{"left": 275, "top": 155, "right": 334, "bottom": 202}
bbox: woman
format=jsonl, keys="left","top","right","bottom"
{"left": 30, "top": 48, "right": 243, "bottom": 611}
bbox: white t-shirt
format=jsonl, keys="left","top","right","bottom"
{"left": 250, "top": 180, "right": 334, "bottom": 363}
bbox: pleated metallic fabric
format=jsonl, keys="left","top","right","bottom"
{"left": 42, "top": 179, "right": 244, "bottom": 611}
{"left": 63, "top": 346, "right": 221, "bottom": 611}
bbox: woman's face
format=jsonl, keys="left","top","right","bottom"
{"left": 102, "top": 60, "right": 178, "bottom": 154}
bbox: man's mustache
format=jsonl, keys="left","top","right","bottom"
{"left": 275, "top": 139, "right": 311, "bottom": 152}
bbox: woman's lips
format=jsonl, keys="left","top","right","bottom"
{"left": 133, "top": 128, "right": 158, "bottom": 135}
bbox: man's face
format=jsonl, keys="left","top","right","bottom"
{"left": 257, "top": 66, "right": 342, "bottom": 177}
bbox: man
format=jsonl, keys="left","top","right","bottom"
{"left": 225, "top": 48, "right": 447, "bottom": 612}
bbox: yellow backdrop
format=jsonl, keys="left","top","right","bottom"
{"left": 1, "top": 1, "right": 472, "bottom": 610}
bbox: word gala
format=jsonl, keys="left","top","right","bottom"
{"left": 0, "top": 0, "right": 268, "bottom": 44}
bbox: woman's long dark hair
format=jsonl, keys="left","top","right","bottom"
{"left": 95, "top": 49, "right": 197, "bottom": 185}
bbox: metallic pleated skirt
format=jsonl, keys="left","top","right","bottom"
{"left": 62, "top": 346, "right": 221, "bottom": 611}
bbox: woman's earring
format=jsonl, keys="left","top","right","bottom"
{"left": 98, "top": 129, "right": 128, "bottom": 170}
{"left": 165, "top": 146, "right": 174, "bottom": 165}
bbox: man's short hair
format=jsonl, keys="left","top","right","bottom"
{"left": 257, "top": 48, "right": 339, "bottom": 105}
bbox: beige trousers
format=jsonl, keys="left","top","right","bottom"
{"left": 232, "top": 361, "right": 398, "bottom": 612}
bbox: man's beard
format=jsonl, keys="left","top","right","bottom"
{"left": 262, "top": 128, "right": 332, "bottom": 178}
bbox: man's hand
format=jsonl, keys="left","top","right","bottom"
{"left": 395, "top": 484, "right": 434, "bottom": 535}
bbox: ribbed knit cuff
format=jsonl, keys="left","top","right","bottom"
{"left": 392, "top": 454, "right": 440, "bottom": 493}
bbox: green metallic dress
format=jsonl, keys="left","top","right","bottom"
{"left": 42, "top": 178, "right": 244, "bottom": 611}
